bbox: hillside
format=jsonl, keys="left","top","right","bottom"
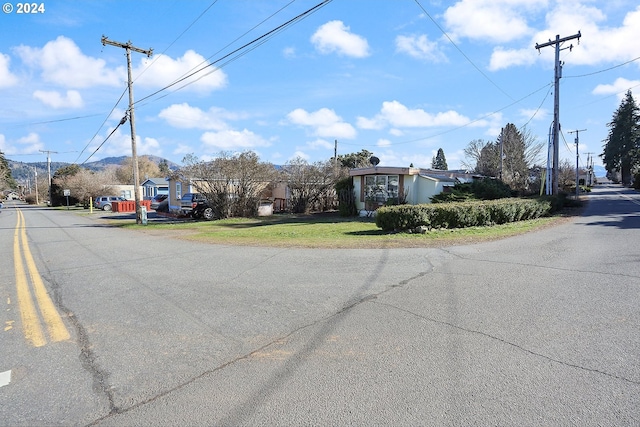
{"left": 7, "top": 155, "right": 180, "bottom": 184}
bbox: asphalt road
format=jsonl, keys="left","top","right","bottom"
{"left": 1, "top": 183, "right": 638, "bottom": 426}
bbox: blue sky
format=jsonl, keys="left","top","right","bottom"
{"left": 1, "top": 0, "right": 639, "bottom": 174}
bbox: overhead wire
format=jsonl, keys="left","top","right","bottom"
{"left": 340, "top": 81, "right": 554, "bottom": 148}
{"left": 74, "top": 87, "right": 128, "bottom": 163}
{"left": 81, "top": 115, "right": 128, "bottom": 165}
{"left": 135, "top": 0, "right": 332, "bottom": 107}
{"left": 138, "top": 0, "right": 299, "bottom": 105}
{"left": 412, "top": 0, "right": 515, "bottom": 102}
{"left": 77, "top": 1, "right": 221, "bottom": 164}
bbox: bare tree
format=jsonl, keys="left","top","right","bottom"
{"left": 115, "top": 155, "right": 162, "bottom": 184}
{"left": 180, "top": 151, "right": 277, "bottom": 218}
{"left": 53, "top": 167, "right": 114, "bottom": 205}
{"left": 282, "top": 157, "right": 337, "bottom": 213}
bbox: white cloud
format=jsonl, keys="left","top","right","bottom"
{"left": 301, "top": 138, "right": 334, "bottom": 151}
{"left": 395, "top": 34, "right": 447, "bottom": 62}
{"left": 519, "top": 108, "right": 549, "bottom": 123}
{"left": 443, "top": 0, "right": 540, "bottom": 43}
{"left": 356, "top": 116, "right": 384, "bottom": 130}
{"left": 0, "top": 53, "right": 18, "bottom": 88}
{"left": 173, "top": 144, "right": 195, "bottom": 157}
{"left": 158, "top": 103, "right": 242, "bottom": 130}
{"left": 287, "top": 107, "right": 357, "bottom": 139}
{"left": 311, "top": 21, "right": 370, "bottom": 58}
{"left": 133, "top": 50, "right": 227, "bottom": 92}
{"left": 593, "top": 77, "right": 640, "bottom": 100}
{"left": 290, "top": 150, "right": 310, "bottom": 161}
{"left": 489, "top": 47, "right": 537, "bottom": 71}
{"left": 1, "top": 132, "right": 46, "bottom": 155}
{"left": 90, "top": 128, "right": 160, "bottom": 158}
{"left": 283, "top": 47, "right": 296, "bottom": 59}
{"left": 489, "top": 4, "right": 640, "bottom": 70}
{"left": 15, "top": 36, "right": 122, "bottom": 88}
{"left": 200, "top": 129, "right": 271, "bottom": 150}
{"left": 360, "top": 100, "right": 471, "bottom": 129}
{"left": 33, "top": 90, "right": 83, "bottom": 108}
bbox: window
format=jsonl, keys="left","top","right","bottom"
{"left": 364, "top": 175, "right": 399, "bottom": 204}
{"left": 176, "top": 183, "right": 182, "bottom": 199}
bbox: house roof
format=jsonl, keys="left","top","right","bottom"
{"left": 419, "top": 173, "right": 458, "bottom": 183}
{"left": 141, "top": 177, "right": 169, "bottom": 185}
{"left": 349, "top": 166, "right": 421, "bottom": 177}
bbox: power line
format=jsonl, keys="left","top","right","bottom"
{"left": 73, "top": 87, "right": 128, "bottom": 164}
{"left": 76, "top": 1, "right": 221, "bottom": 165}
{"left": 339, "top": 82, "right": 553, "bottom": 148}
{"left": 412, "top": 0, "right": 515, "bottom": 102}
{"left": 134, "top": 0, "right": 332, "bottom": 106}
{"left": 80, "top": 115, "right": 128, "bottom": 165}
{"left": 565, "top": 55, "right": 640, "bottom": 79}
{"left": 4, "top": 113, "right": 104, "bottom": 129}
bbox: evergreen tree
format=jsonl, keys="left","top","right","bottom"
{"left": 335, "top": 149, "right": 374, "bottom": 169}
{"left": 601, "top": 90, "right": 640, "bottom": 185}
{"left": 0, "top": 151, "right": 17, "bottom": 190}
{"left": 431, "top": 148, "right": 448, "bottom": 170}
{"left": 463, "top": 124, "right": 543, "bottom": 193}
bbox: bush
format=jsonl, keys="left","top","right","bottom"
{"left": 375, "top": 198, "right": 552, "bottom": 232}
{"left": 335, "top": 177, "right": 357, "bottom": 216}
{"left": 431, "top": 178, "right": 514, "bottom": 203}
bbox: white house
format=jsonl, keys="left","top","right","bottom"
{"left": 349, "top": 166, "right": 476, "bottom": 215}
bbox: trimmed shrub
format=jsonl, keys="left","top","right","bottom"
{"left": 376, "top": 198, "right": 552, "bottom": 232}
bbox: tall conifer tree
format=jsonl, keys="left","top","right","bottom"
{"left": 601, "top": 90, "right": 640, "bottom": 185}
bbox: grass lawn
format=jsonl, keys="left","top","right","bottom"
{"left": 123, "top": 211, "right": 576, "bottom": 249}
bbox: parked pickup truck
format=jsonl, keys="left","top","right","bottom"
{"left": 180, "top": 193, "right": 215, "bottom": 220}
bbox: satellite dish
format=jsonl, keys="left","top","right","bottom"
{"left": 369, "top": 156, "right": 380, "bottom": 166}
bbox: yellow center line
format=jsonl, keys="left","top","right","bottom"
{"left": 14, "top": 210, "right": 46, "bottom": 347}
{"left": 14, "top": 209, "right": 70, "bottom": 346}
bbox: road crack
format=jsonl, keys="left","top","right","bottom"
{"left": 376, "top": 300, "right": 640, "bottom": 386}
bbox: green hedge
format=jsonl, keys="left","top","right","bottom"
{"left": 375, "top": 198, "right": 553, "bottom": 232}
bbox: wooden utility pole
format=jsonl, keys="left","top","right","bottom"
{"left": 101, "top": 36, "right": 153, "bottom": 224}
{"left": 568, "top": 129, "right": 586, "bottom": 199}
{"left": 40, "top": 149, "right": 58, "bottom": 205}
{"left": 535, "top": 32, "right": 581, "bottom": 195}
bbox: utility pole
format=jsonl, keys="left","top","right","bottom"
{"left": 568, "top": 129, "right": 586, "bottom": 199}
{"left": 34, "top": 167, "right": 39, "bottom": 205}
{"left": 101, "top": 36, "right": 153, "bottom": 224}
{"left": 535, "top": 31, "right": 581, "bottom": 195}
{"left": 40, "top": 149, "right": 58, "bottom": 205}
{"left": 585, "top": 152, "right": 594, "bottom": 186}
{"left": 499, "top": 127, "right": 504, "bottom": 181}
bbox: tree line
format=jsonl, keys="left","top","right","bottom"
{"left": 601, "top": 90, "right": 640, "bottom": 186}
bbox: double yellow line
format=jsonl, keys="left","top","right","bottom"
{"left": 13, "top": 209, "right": 70, "bottom": 347}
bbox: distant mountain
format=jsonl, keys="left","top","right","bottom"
{"left": 593, "top": 165, "right": 607, "bottom": 178}
{"left": 7, "top": 155, "right": 180, "bottom": 184}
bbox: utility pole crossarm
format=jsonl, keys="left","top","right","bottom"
{"left": 535, "top": 31, "right": 581, "bottom": 51}
{"left": 101, "top": 35, "right": 153, "bottom": 224}
{"left": 534, "top": 31, "right": 582, "bottom": 196}
{"left": 101, "top": 36, "right": 153, "bottom": 57}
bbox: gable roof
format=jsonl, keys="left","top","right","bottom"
{"left": 349, "top": 166, "right": 420, "bottom": 177}
{"left": 141, "top": 177, "right": 169, "bottom": 186}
